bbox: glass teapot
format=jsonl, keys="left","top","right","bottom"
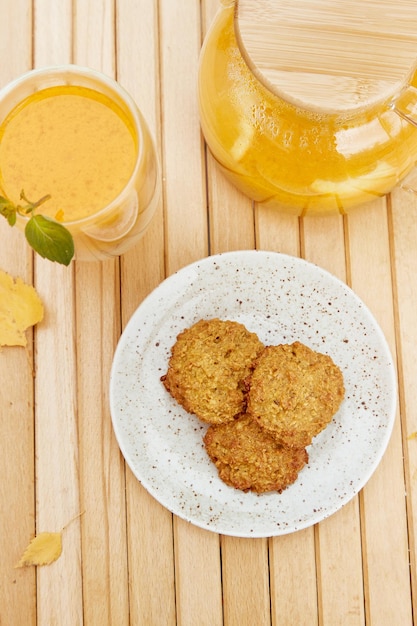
{"left": 198, "top": 0, "right": 417, "bottom": 215}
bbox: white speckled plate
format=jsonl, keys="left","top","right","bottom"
{"left": 109, "top": 250, "right": 396, "bottom": 537}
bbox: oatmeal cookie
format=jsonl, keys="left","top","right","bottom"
{"left": 247, "top": 342, "right": 345, "bottom": 448}
{"left": 203, "top": 413, "right": 308, "bottom": 493}
{"left": 161, "top": 318, "right": 264, "bottom": 424}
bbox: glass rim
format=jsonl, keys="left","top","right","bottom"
{"left": 0, "top": 63, "right": 147, "bottom": 227}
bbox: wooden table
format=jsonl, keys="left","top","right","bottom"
{"left": 1, "top": 1, "right": 416, "bottom": 624}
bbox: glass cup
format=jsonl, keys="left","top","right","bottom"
{"left": 0, "top": 65, "right": 161, "bottom": 261}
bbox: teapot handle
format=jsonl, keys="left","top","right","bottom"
{"left": 390, "top": 86, "right": 417, "bottom": 195}
{"left": 390, "top": 85, "right": 417, "bottom": 128}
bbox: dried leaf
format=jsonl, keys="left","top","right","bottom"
{"left": 15, "top": 532, "right": 62, "bottom": 567}
{"left": 15, "top": 512, "right": 84, "bottom": 568}
{"left": 0, "top": 269, "right": 44, "bottom": 347}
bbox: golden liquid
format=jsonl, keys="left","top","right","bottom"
{"left": 0, "top": 85, "right": 137, "bottom": 222}
{"left": 198, "top": 5, "right": 417, "bottom": 214}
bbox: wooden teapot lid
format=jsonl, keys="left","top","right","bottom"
{"left": 236, "top": 0, "right": 417, "bottom": 111}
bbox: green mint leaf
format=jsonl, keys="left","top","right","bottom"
{"left": 25, "top": 215, "right": 75, "bottom": 265}
{"left": 7, "top": 211, "right": 16, "bottom": 226}
{"left": 0, "top": 196, "right": 12, "bottom": 213}
{"left": 0, "top": 196, "right": 17, "bottom": 225}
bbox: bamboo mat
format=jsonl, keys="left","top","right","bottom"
{"left": 0, "top": 1, "right": 416, "bottom": 624}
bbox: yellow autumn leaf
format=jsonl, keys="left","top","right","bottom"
{"left": 0, "top": 269, "right": 44, "bottom": 347}
{"left": 15, "top": 532, "right": 62, "bottom": 567}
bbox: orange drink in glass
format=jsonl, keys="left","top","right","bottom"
{"left": 0, "top": 65, "right": 160, "bottom": 261}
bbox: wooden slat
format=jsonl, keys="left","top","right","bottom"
{"left": 256, "top": 209, "right": 317, "bottom": 625}
{"left": 255, "top": 207, "right": 300, "bottom": 256}
{"left": 158, "top": 1, "right": 224, "bottom": 623}
{"left": 126, "top": 483, "right": 176, "bottom": 626}
{"left": 302, "top": 215, "right": 366, "bottom": 625}
{"left": 117, "top": 0, "right": 165, "bottom": 316}
{"left": 174, "top": 523, "right": 223, "bottom": 626}
{"left": 388, "top": 186, "right": 417, "bottom": 621}
{"left": 34, "top": 261, "right": 82, "bottom": 626}
{"left": 302, "top": 215, "right": 346, "bottom": 275}
{"left": 33, "top": 0, "right": 72, "bottom": 66}
{"left": 269, "top": 529, "right": 318, "bottom": 626}
{"left": 72, "top": 1, "right": 130, "bottom": 623}
{"left": 73, "top": 0, "right": 115, "bottom": 74}
{"left": 0, "top": 1, "right": 35, "bottom": 625}
{"left": 221, "top": 537, "right": 271, "bottom": 626}
{"left": 200, "top": 5, "right": 271, "bottom": 626}
{"left": 347, "top": 199, "right": 412, "bottom": 625}
{"left": 32, "top": 2, "right": 83, "bottom": 625}
{"left": 160, "top": 0, "right": 209, "bottom": 275}
{"left": 207, "top": 152, "right": 255, "bottom": 254}
{"left": 315, "top": 501, "right": 365, "bottom": 625}
{"left": 0, "top": 309, "right": 37, "bottom": 626}
{"left": 202, "top": 0, "right": 255, "bottom": 258}
{"left": 75, "top": 261, "right": 130, "bottom": 625}
{"left": 203, "top": 157, "right": 268, "bottom": 626}
{"left": 0, "top": 0, "right": 32, "bottom": 85}
{"left": 117, "top": 1, "right": 176, "bottom": 624}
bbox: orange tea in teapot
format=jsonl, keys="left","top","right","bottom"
{"left": 198, "top": 0, "right": 417, "bottom": 215}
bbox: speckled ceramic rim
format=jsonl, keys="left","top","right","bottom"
{"left": 109, "top": 250, "right": 397, "bottom": 537}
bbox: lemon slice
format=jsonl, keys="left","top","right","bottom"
{"left": 311, "top": 161, "right": 398, "bottom": 198}
{"left": 229, "top": 116, "right": 255, "bottom": 162}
